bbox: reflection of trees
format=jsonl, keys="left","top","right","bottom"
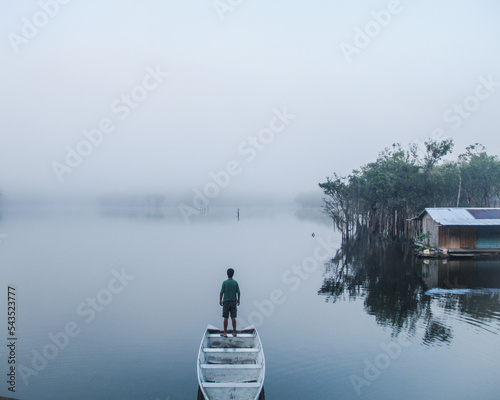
{"left": 422, "top": 320, "right": 453, "bottom": 346}
{"left": 453, "top": 292, "right": 500, "bottom": 323}
{"left": 317, "top": 231, "right": 500, "bottom": 345}
{"left": 420, "top": 259, "right": 500, "bottom": 337}
{"left": 319, "top": 231, "right": 431, "bottom": 339}
{"left": 420, "top": 292, "right": 500, "bottom": 345}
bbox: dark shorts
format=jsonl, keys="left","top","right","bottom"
{"left": 222, "top": 301, "right": 237, "bottom": 318}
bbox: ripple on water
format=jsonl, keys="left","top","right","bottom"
{"left": 424, "top": 289, "right": 500, "bottom": 337}
{"left": 425, "top": 288, "right": 500, "bottom": 296}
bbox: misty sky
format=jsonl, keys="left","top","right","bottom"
{"left": 1, "top": 0, "right": 500, "bottom": 201}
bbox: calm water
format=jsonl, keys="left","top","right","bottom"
{"left": 0, "top": 206, "right": 499, "bottom": 400}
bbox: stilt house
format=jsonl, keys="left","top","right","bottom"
{"left": 414, "top": 208, "right": 500, "bottom": 253}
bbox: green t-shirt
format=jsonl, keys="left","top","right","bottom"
{"left": 220, "top": 279, "right": 240, "bottom": 303}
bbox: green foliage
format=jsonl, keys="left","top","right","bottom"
{"left": 458, "top": 144, "right": 500, "bottom": 207}
{"left": 416, "top": 233, "right": 431, "bottom": 247}
{"left": 319, "top": 173, "right": 358, "bottom": 240}
{"left": 417, "top": 233, "right": 430, "bottom": 241}
{"left": 320, "top": 139, "right": 500, "bottom": 239}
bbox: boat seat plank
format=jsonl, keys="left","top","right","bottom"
{"left": 202, "top": 382, "right": 261, "bottom": 388}
{"left": 200, "top": 364, "right": 262, "bottom": 369}
{"left": 207, "top": 333, "right": 254, "bottom": 338}
{"left": 203, "top": 348, "right": 259, "bottom": 353}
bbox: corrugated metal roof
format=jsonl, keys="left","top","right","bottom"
{"left": 419, "top": 208, "right": 500, "bottom": 226}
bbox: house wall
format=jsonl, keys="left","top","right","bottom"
{"left": 439, "top": 226, "right": 456, "bottom": 249}
{"left": 422, "top": 214, "right": 440, "bottom": 247}
{"left": 477, "top": 226, "right": 500, "bottom": 248}
{"left": 460, "top": 227, "right": 477, "bottom": 248}
{"left": 438, "top": 226, "right": 477, "bottom": 249}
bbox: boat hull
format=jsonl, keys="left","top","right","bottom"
{"left": 197, "top": 325, "right": 265, "bottom": 400}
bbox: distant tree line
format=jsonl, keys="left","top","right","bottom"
{"left": 319, "top": 139, "right": 500, "bottom": 240}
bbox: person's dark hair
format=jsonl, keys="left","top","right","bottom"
{"left": 227, "top": 268, "right": 234, "bottom": 278}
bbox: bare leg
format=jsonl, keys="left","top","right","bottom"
{"left": 231, "top": 318, "right": 237, "bottom": 336}
{"left": 222, "top": 318, "right": 228, "bottom": 337}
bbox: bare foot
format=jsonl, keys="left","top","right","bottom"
{"left": 232, "top": 332, "right": 237, "bottom": 337}
{"left": 220, "top": 333, "right": 228, "bottom": 337}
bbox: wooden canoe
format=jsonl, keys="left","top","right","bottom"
{"left": 197, "top": 325, "right": 265, "bottom": 400}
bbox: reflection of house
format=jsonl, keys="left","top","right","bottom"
{"left": 420, "top": 258, "right": 500, "bottom": 289}
{"left": 420, "top": 259, "right": 477, "bottom": 289}
{"left": 414, "top": 208, "right": 500, "bottom": 255}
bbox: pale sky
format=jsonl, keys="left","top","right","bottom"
{"left": 1, "top": 0, "right": 500, "bottom": 202}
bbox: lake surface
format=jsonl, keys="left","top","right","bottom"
{"left": 0, "top": 205, "right": 499, "bottom": 400}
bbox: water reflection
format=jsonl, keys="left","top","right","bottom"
{"left": 318, "top": 232, "right": 500, "bottom": 346}
{"left": 422, "top": 259, "right": 500, "bottom": 290}
{"left": 422, "top": 259, "right": 500, "bottom": 337}
{"left": 97, "top": 194, "right": 168, "bottom": 219}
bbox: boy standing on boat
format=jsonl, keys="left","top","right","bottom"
{"left": 220, "top": 268, "right": 240, "bottom": 337}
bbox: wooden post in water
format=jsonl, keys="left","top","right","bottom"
{"left": 236, "top": 208, "right": 240, "bottom": 221}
